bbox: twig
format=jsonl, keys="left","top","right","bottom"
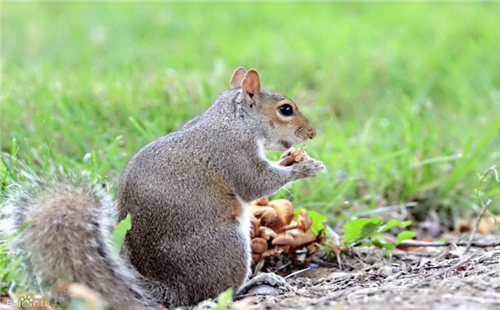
{"left": 398, "top": 239, "right": 500, "bottom": 248}
{"left": 273, "top": 262, "right": 292, "bottom": 272}
{"left": 397, "top": 240, "right": 436, "bottom": 247}
{"left": 284, "top": 267, "right": 311, "bottom": 279}
{"left": 464, "top": 165, "right": 498, "bottom": 254}
{"left": 442, "top": 294, "right": 500, "bottom": 304}
{"left": 427, "top": 253, "right": 477, "bottom": 279}
{"left": 465, "top": 199, "right": 493, "bottom": 254}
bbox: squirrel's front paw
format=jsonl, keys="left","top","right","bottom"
{"left": 291, "top": 159, "right": 325, "bottom": 179}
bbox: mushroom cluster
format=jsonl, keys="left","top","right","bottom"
{"left": 249, "top": 197, "right": 318, "bottom": 265}
{"left": 248, "top": 146, "right": 318, "bottom": 268}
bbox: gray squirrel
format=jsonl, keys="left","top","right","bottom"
{"left": 1, "top": 67, "right": 325, "bottom": 309}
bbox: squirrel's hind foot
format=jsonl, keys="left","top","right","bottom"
{"left": 237, "top": 273, "right": 292, "bottom": 296}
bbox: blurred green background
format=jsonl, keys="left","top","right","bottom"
{"left": 2, "top": 2, "right": 500, "bottom": 225}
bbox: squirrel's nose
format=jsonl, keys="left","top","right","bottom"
{"left": 309, "top": 127, "right": 316, "bottom": 139}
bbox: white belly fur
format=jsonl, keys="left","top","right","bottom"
{"left": 236, "top": 197, "right": 252, "bottom": 281}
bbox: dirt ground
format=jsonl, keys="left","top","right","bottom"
{"left": 225, "top": 235, "right": 500, "bottom": 310}
{"left": 2, "top": 237, "right": 499, "bottom": 310}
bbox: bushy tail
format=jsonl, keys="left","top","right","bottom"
{"left": 1, "top": 180, "right": 154, "bottom": 310}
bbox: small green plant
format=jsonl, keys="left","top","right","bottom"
{"left": 294, "top": 208, "right": 415, "bottom": 257}
{"left": 293, "top": 208, "right": 327, "bottom": 235}
{"left": 297, "top": 208, "right": 416, "bottom": 257}
{"left": 0, "top": 241, "right": 21, "bottom": 295}
{"left": 205, "top": 288, "right": 233, "bottom": 310}
{"left": 110, "top": 214, "right": 132, "bottom": 256}
{"left": 341, "top": 218, "right": 416, "bottom": 256}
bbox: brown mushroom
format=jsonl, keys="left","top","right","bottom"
{"left": 272, "top": 232, "right": 295, "bottom": 246}
{"left": 261, "top": 247, "right": 283, "bottom": 258}
{"left": 251, "top": 237, "right": 268, "bottom": 254}
{"left": 259, "top": 226, "right": 278, "bottom": 241}
{"left": 277, "top": 220, "right": 300, "bottom": 233}
{"left": 306, "top": 243, "right": 317, "bottom": 255}
{"left": 250, "top": 214, "right": 260, "bottom": 238}
{"left": 252, "top": 253, "right": 262, "bottom": 263}
{"left": 269, "top": 199, "right": 294, "bottom": 226}
{"left": 251, "top": 197, "right": 269, "bottom": 206}
{"left": 292, "top": 229, "right": 317, "bottom": 248}
{"left": 281, "top": 245, "right": 292, "bottom": 255}
{"left": 297, "top": 209, "right": 313, "bottom": 231}
{"left": 249, "top": 205, "right": 275, "bottom": 218}
{"left": 259, "top": 209, "right": 279, "bottom": 229}
{"left": 285, "top": 228, "right": 305, "bottom": 237}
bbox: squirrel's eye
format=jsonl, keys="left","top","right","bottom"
{"left": 278, "top": 104, "right": 294, "bottom": 117}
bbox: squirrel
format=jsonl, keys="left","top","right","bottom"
{"left": 1, "top": 67, "right": 325, "bottom": 309}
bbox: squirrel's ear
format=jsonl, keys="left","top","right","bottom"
{"left": 242, "top": 69, "right": 261, "bottom": 97}
{"left": 230, "top": 67, "right": 247, "bottom": 89}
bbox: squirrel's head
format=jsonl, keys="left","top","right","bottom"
{"left": 230, "top": 67, "right": 316, "bottom": 151}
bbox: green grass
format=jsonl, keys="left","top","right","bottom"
{"left": 2, "top": 3, "right": 500, "bottom": 224}
{"left": 2, "top": 0, "right": 500, "bottom": 298}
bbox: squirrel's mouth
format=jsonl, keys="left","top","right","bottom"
{"left": 279, "top": 140, "right": 293, "bottom": 149}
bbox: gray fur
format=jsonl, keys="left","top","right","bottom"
{"left": 1, "top": 77, "right": 324, "bottom": 309}
{"left": 1, "top": 180, "right": 154, "bottom": 309}
{"left": 117, "top": 87, "right": 323, "bottom": 308}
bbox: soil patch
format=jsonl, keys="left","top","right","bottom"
{"left": 235, "top": 235, "right": 500, "bottom": 310}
